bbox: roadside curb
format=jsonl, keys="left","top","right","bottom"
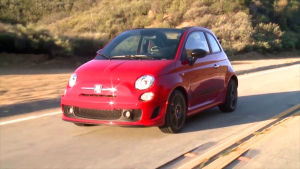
{"left": 201, "top": 110, "right": 300, "bottom": 169}
{"left": 169, "top": 104, "right": 300, "bottom": 169}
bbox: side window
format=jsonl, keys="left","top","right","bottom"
{"left": 206, "top": 33, "right": 221, "bottom": 53}
{"left": 183, "top": 31, "right": 210, "bottom": 59}
{"left": 110, "top": 35, "right": 141, "bottom": 56}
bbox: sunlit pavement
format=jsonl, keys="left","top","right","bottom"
{"left": 225, "top": 115, "right": 300, "bottom": 169}
{"left": 0, "top": 65, "right": 299, "bottom": 168}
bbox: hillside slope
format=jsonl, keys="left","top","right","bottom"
{"left": 0, "top": 0, "right": 299, "bottom": 57}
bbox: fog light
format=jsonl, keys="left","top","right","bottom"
{"left": 140, "top": 92, "right": 154, "bottom": 101}
{"left": 124, "top": 111, "right": 132, "bottom": 119}
{"left": 69, "top": 107, "right": 73, "bottom": 114}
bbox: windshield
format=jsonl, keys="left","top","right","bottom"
{"left": 95, "top": 28, "right": 184, "bottom": 60}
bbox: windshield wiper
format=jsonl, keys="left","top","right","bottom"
{"left": 110, "top": 55, "right": 154, "bottom": 60}
{"left": 96, "top": 49, "right": 110, "bottom": 59}
{"left": 97, "top": 53, "right": 110, "bottom": 59}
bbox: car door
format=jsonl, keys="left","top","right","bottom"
{"left": 205, "top": 32, "right": 226, "bottom": 91}
{"left": 181, "top": 31, "right": 220, "bottom": 109}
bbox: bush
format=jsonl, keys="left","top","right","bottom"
{"left": 281, "top": 31, "right": 299, "bottom": 50}
{"left": 192, "top": 12, "right": 253, "bottom": 54}
{"left": 253, "top": 23, "right": 284, "bottom": 53}
{"left": 0, "top": 23, "right": 107, "bottom": 57}
{"left": 183, "top": 7, "right": 210, "bottom": 20}
{"left": 0, "top": 0, "right": 299, "bottom": 58}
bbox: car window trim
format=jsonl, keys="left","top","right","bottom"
{"left": 204, "top": 32, "right": 222, "bottom": 54}
{"left": 180, "top": 30, "right": 212, "bottom": 61}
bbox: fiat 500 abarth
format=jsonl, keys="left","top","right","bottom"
{"left": 61, "top": 27, "right": 238, "bottom": 133}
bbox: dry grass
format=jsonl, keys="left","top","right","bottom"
{"left": 1, "top": 0, "right": 299, "bottom": 57}
{"left": 0, "top": 73, "right": 70, "bottom": 106}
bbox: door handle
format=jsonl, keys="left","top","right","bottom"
{"left": 213, "top": 64, "right": 220, "bottom": 69}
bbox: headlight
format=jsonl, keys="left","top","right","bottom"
{"left": 135, "top": 75, "right": 155, "bottom": 90}
{"left": 68, "top": 73, "right": 77, "bottom": 87}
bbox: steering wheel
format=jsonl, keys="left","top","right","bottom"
{"left": 150, "top": 46, "right": 161, "bottom": 52}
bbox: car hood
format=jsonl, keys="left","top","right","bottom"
{"left": 74, "top": 59, "right": 175, "bottom": 81}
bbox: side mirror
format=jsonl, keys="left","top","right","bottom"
{"left": 187, "top": 49, "right": 208, "bottom": 66}
{"left": 191, "top": 49, "right": 208, "bottom": 58}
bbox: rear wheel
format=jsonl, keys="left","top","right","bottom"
{"left": 159, "top": 90, "right": 187, "bottom": 134}
{"left": 218, "top": 79, "right": 238, "bottom": 113}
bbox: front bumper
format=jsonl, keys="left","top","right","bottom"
{"left": 61, "top": 95, "right": 168, "bottom": 127}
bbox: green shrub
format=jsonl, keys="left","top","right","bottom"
{"left": 253, "top": 23, "right": 284, "bottom": 53}
{"left": 0, "top": 33, "right": 16, "bottom": 53}
{"left": 0, "top": 23, "right": 76, "bottom": 56}
{"left": 192, "top": 11, "right": 253, "bottom": 54}
{"left": 0, "top": 0, "right": 299, "bottom": 58}
{"left": 281, "top": 31, "right": 299, "bottom": 50}
{"left": 183, "top": 6, "right": 210, "bottom": 20}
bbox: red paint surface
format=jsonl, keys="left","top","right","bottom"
{"left": 61, "top": 27, "right": 237, "bottom": 127}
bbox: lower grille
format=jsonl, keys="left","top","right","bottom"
{"left": 63, "top": 105, "right": 142, "bottom": 121}
{"left": 74, "top": 107, "right": 122, "bottom": 120}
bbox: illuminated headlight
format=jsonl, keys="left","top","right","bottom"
{"left": 68, "top": 73, "right": 77, "bottom": 87}
{"left": 135, "top": 75, "right": 155, "bottom": 90}
{"left": 140, "top": 92, "right": 154, "bottom": 101}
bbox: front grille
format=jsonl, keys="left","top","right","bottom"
{"left": 80, "top": 93, "right": 116, "bottom": 97}
{"left": 63, "top": 105, "right": 142, "bottom": 121}
{"left": 133, "top": 109, "right": 142, "bottom": 121}
{"left": 74, "top": 107, "right": 122, "bottom": 120}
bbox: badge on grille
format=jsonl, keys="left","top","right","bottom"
{"left": 94, "top": 84, "right": 102, "bottom": 93}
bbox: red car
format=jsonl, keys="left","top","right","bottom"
{"left": 61, "top": 27, "right": 238, "bottom": 133}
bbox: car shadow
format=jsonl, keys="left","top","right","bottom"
{"left": 0, "top": 91, "right": 299, "bottom": 130}
{"left": 234, "top": 61, "right": 300, "bottom": 76}
{"left": 180, "top": 91, "right": 300, "bottom": 133}
{"left": 0, "top": 97, "right": 61, "bottom": 118}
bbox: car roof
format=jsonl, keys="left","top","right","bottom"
{"left": 130, "top": 27, "right": 183, "bottom": 31}
{"left": 130, "top": 26, "right": 212, "bottom": 33}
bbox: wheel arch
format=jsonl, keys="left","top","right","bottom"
{"left": 173, "top": 86, "right": 188, "bottom": 105}
{"left": 159, "top": 85, "right": 188, "bottom": 133}
{"left": 166, "top": 85, "right": 189, "bottom": 108}
{"left": 230, "top": 75, "right": 238, "bottom": 87}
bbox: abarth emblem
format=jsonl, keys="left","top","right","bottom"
{"left": 94, "top": 84, "right": 102, "bottom": 93}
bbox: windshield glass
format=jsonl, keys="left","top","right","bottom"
{"left": 95, "top": 28, "right": 184, "bottom": 60}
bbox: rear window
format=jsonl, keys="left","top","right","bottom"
{"left": 206, "top": 33, "right": 221, "bottom": 53}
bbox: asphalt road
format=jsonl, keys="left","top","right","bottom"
{"left": 225, "top": 115, "right": 300, "bottom": 169}
{"left": 1, "top": 65, "right": 299, "bottom": 169}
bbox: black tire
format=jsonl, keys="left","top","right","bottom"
{"left": 218, "top": 79, "right": 238, "bottom": 113}
{"left": 159, "top": 90, "right": 187, "bottom": 134}
{"left": 74, "top": 123, "right": 94, "bottom": 127}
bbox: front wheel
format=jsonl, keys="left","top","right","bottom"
{"left": 218, "top": 79, "right": 238, "bottom": 113}
{"left": 159, "top": 90, "right": 187, "bottom": 134}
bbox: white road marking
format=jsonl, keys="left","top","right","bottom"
{"left": 0, "top": 111, "right": 61, "bottom": 125}
{"left": 0, "top": 64, "right": 299, "bottom": 125}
